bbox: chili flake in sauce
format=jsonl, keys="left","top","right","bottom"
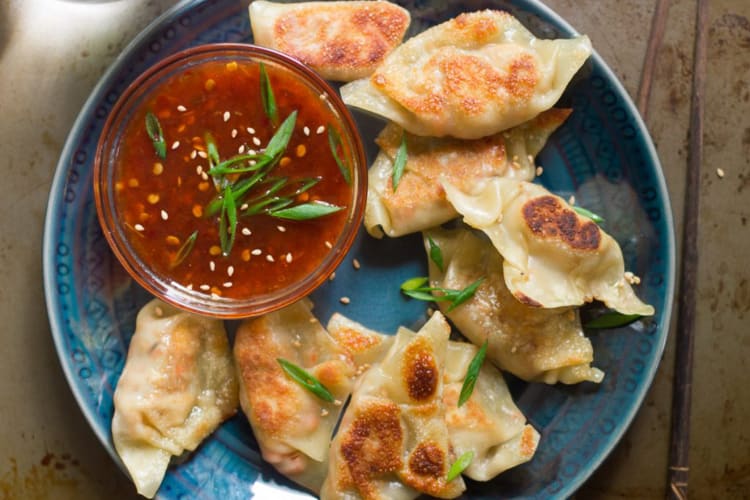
{"left": 113, "top": 58, "right": 354, "bottom": 299}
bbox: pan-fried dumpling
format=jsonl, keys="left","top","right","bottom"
{"left": 341, "top": 10, "right": 591, "bottom": 138}
{"left": 365, "top": 109, "right": 571, "bottom": 238}
{"left": 234, "top": 299, "right": 356, "bottom": 493}
{"left": 326, "top": 312, "right": 395, "bottom": 367}
{"left": 425, "top": 227, "right": 604, "bottom": 384}
{"left": 249, "top": 0, "right": 411, "bottom": 81}
{"left": 442, "top": 178, "right": 655, "bottom": 315}
{"left": 112, "top": 299, "right": 238, "bottom": 498}
{"left": 320, "top": 312, "right": 465, "bottom": 499}
{"left": 443, "top": 340, "right": 539, "bottom": 480}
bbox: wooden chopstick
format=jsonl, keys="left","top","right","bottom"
{"left": 667, "top": 0, "right": 709, "bottom": 498}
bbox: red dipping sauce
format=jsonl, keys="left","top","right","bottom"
{"left": 95, "top": 45, "right": 366, "bottom": 317}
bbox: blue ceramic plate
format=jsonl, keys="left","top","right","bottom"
{"left": 43, "top": 0, "right": 675, "bottom": 498}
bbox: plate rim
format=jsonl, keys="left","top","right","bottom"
{"left": 42, "top": 0, "right": 676, "bottom": 497}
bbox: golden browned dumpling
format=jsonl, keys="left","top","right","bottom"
{"left": 341, "top": 10, "right": 591, "bottom": 138}
{"left": 112, "top": 299, "right": 238, "bottom": 498}
{"left": 365, "top": 109, "right": 571, "bottom": 238}
{"left": 234, "top": 299, "right": 356, "bottom": 493}
{"left": 320, "top": 312, "right": 466, "bottom": 499}
{"left": 249, "top": 0, "right": 411, "bottom": 81}
{"left": 442, "top": 178, "right": 655, "bottom": 315}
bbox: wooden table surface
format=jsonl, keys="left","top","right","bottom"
{"left": 1, "top": 0, "right": 748, "bottom": 498}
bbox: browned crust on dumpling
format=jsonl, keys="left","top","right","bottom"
{"left": 372, "top": 11, "right": 541, "bottom": 120}
{"left": 234, "top": 318, "right": 317, "bottom": 438}
{"left": 519, "top": 425, "right": 539, "bottom": 458}
{"left": 404, "top": 441, "right": 447, "bottom": 491}
{"left": 403, "top": 337, "right": 439, "bottom": 401}
{"left": 330, "top": 323, "right": 382, "bottom": 358}
{"left": 522, "top": 195, "right": 601, "bottom": 250}
{"left": 338, "top": 399, "right": 404, "bottom": 497}
{"left": 272, "top": 2, "right": 410, "bottom": 80}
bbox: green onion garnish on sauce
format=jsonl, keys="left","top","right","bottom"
{"left": 446, "top": 451, "right": 475, "bottom": 482}
{"left": 219, "top": 185, "right": 238, "bottom": 256}
{"left": 277, "top": 358, "right": 335, "bottom": 403}
{"left": 170, "top": 230, "right": 198, "bottom": 269}
{"left": 457, "top": 340, "right": 488, "bottom": 407}
{"left": 269, "top": 201, "right": 343, "bottom": 221}
{"left": 328, "top": 127, "right": 352, "bottom": 185}
{"left": 259, "top": 62, "right": 278, "bottom": 125}
{"left": 145, "top": 111, "right": 166, "bottom": 159}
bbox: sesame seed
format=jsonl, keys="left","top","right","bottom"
{"left": 177, "top": 105, "right": 187, "bottom": 112}
{"left": 717, "top": 167, "right": 725, "bottom": 178}
{"left": 134, "top": 223, "right": 145, "bottom": 231}
{"left": 247, "top": 127, "right": 255, "bottom": 135}
{"left": 316, "top": 125, "right": 325, "bottom": 134}
{"left": 239, "top": 144, "right": 246, "bottom": 154}
{"left": 285, "top": 252, "right": 293, "bottom": 263}
{"left": 209, "top": 261, "right": 216, "bottom": 272}
{"left": 227, "top": 266, "right": 235, "bottom": 277}
{"left": 231, "top": 128, "right": 238, "bottom": 138}
{"left": 241, "top": 227, "right": 251, "bottom": 236}
{"left": 248, "top": 149, "right": 257, "bottom": 155}
{"left": 190, "top": 150, "right": 198, "bottom": 159}
{"left": 154, "top": 306, "right": 163, "bottom": 317}
{"left": 333, "top": 399, "right": 342, "bottom": 406}
{"left": 277, "top": 225, "right": 286, "bottom": 232}
{"left": 329, "top": 272, "right": 336, "bottom": 281}
{"left": 340, "top": 296, "right": 351, "bottom": 305}
{"left": 319, "top": 94, "right": 327, "bottom": 100}
{"left": 200, "top": 284, "right": 211, "bottom": 291}
{"left": 196, "top": 165, "right": 203, "bottom": 175}
{"left": 325, "top": 240, "right": 333, "bottom": 249}
{"left": 223, "top": 111, "right": 231, "bottom": 122}
{"left": 252, "top": 137, "right": 261, "bottom": 146}
{"left": 171, "top": 141, "right": 180, "bottom": 150}
{"left": 223, "top": 282, "right": 233, "bottom": 288}
{"left": 303, "top": 126, "right": 310, "bottom": 136}
{"left": 527, "top": 154, "right": 534, "bottom": 165}
{"left": 320, "top": 409, "right": 329, "bottom": 417}
{"left": 352, "top": 258, "right": 361, "bottom": 270}
{"left": 240, "top": 204, "right": 249, "bottom": 211}
{"left": 198, "top": 151, "right": 208, "bottom": 159}
{"left": 536, "top": 166, "right": 544, "bottom": 176}
{"left": 251, "top": 249, "right": 262, "bottom": 256}
{"left": 211, "top": 292, "right": 221, "bottom": 299}
{"left": 266, "top": 254, "right": 275, "bottom": 262}
{"left": 568, "top": 195, "right": 576, "bottom": 206}
{"left": 201, "top": 172, "right": 209, "bottom": 181}
{"left": 161, "top": 210, "right": 168, "bottom": 220}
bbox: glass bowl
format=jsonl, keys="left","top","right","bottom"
{"left": 94, "top": 43, "right": 367, "bottom": 318}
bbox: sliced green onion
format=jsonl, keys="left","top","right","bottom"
{"left": 328, "top": 127, "right": 351, "bottom": 185}
{"left": 446, "top": 278, "right": 484, "bottom": 312}
{"left": 145, "top": 111, "right": 166, "bottom": 159}
{"left": 573, "top": 206, "right": 605, "bottom": 224}
{"left": 260, "top": 62, "right": 278, "bottom": 125}
{"left": 446, "top": 451, "right": 475, "bottom": 482}
{"left": 400, "top": 276, "right": 429, "bottom": 291}
{"left": 169, "top": 230, "right": 198, "bottom": 269}
{"left": 264, "top": 110, "right": 297, "bottom": 159}
{"left": 391, "top": 133, "right": 408, "bottom": 191}
{"left": 427, "top": 236, "right": 444, "bottom": 272}
{"left": 277, "top": 358, "right": 334, "bottom": 402}
{"left": 457, "top": 341, "right": 488, "bottom": 407}
{"left": 584, "top": 312, "right": 643, "bottom": 329}
{"left": 269, "top": 201, "right": 343, "bottom": 221}
{"left": 219, "top": 186, "right": 237, "bottom": 256}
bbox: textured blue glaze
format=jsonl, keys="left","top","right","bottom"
{"left": 43, "top": 0, "right": 675, "bottom": 498}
